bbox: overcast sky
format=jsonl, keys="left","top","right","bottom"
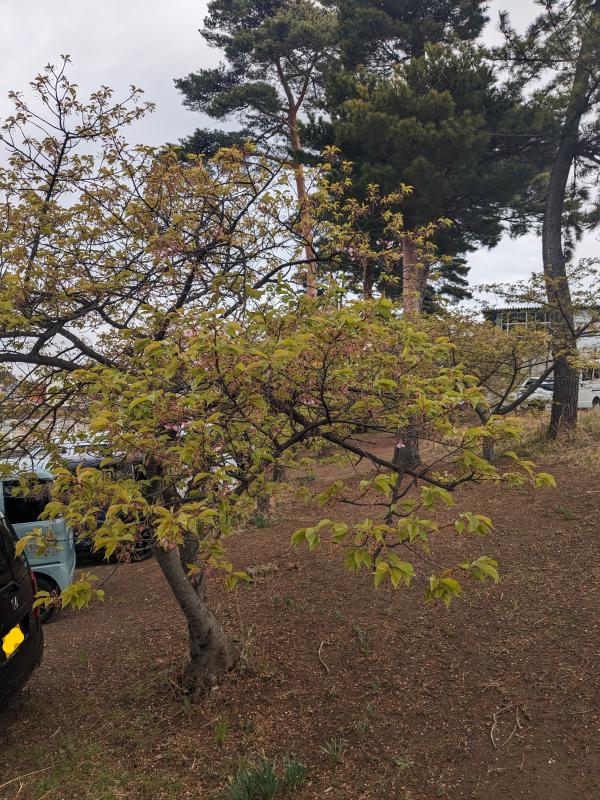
{"left": 1, "top": 0, "right": 597, "bottom": 291}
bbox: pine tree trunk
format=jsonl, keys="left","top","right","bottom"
{"left": 543, "top": 127, "right": 580, "bottom": 436}
{"left": 399, "top": 234, "right": 423, "bottom": 469}
{"left": 542, "top": 5, "right": 600, "bottom": 437}
{"left": 401, "top": 235, "right": 421, "bottom": 315}
{"left": 289, "top": 114, "right": 317, "bottom": 298}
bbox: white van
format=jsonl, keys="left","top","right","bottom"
{"left": 510, "top": 370, "right": 600, "bottom": 410}
{"left": 579, "top": 368, "right": 600, "bottom": 409}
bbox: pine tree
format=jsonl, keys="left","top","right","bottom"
{"left": 176, "top": 0, "right": 337, "bottom": 296}
{"left": 330, "top": 0, "right": 487, "bottom": 67}
{"left": 309, "top": 39, "right": 540, "bottom": 309}
{"left": 499, "top": 0, "right": 600, "bottom": 436}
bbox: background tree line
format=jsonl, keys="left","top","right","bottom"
{"left": 177, "top": 0, "right": 600, "bottom": 434}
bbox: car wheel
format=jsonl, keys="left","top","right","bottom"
{"left": 34, "top": 575, "right": 59, "bottom": 623}
{"left": 592, "top": 397, "right": 600, "bottom": 410}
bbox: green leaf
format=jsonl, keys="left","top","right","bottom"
{"left": 291, "top": 528, "right": 306, "bottom": 548}
{"left": 14, "top": 533, "right": 34, "bottom": 557}
{"left": 372, "top": 474, "right": 394, "bottom": 498}
{"left": 143, "top": 341, "right": 163, "bottom": 356}
{"left": 535, "top": 472, "right": 556, "bottom": 488}
{"left": 461, "top": 556, "right": 500, "bottom": 583}
{"left": 373, "top": 560, "right": 389, "bottom": 587}
{"left": 331, "top": 522, "right": 349, "bottom": 542}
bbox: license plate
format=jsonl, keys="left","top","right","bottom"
{"left": 2, "top": 624, "right": 25, "bottom": 658}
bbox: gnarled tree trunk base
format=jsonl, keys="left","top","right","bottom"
{"left": 153, "top": 543, "right": 240, "bottom": 700}
{"left": 181, "top": 636, "right": 240, "bottom": 700}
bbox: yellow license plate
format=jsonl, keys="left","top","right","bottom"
{"left": 2, "top": 624, "right": 25, "bottom": 658}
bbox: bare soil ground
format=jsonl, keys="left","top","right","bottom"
{"left": 1, "top": 434, "right": 599, "bottom": 800}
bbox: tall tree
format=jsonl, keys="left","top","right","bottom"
{"left": 176, "top": 0, "right": 337, "bottom": 296}
{"left": 330, "top": 0, "right": 488, "bottom": 69}
{"left": 310, "top": 39, "right": 540, "bottom": 311}
{"left": 499, "top": 0, "right": 600, "bottom": 437}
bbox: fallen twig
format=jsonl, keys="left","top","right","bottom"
{"left": 0, "top": 766, "right": 53, "bottom": 792}
{"left": 318, "top": 639, "right": 330, "bottom": 675}
{"left": 490, "top": 703, "right": 529, "bottom": 750}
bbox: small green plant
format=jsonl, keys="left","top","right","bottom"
{"left": 225, "top": 756, "right": 307, "bottom": 800}
{"left": 555, "top": 503, "right": 576, "bottom": 521}
{"left": 283, "top": 756, "right": 308, "bottom": 791}
{"left": 214, "top": 718, "right": 229, "bottom": 747}
{"left": 226, "top": 767, "right": 256, "bottom": 800}
{"left": 369, "top": 679, "right": 381, "bottom": 692}
{"left": 225, "top": 761, "right": 279, "bottom": 800}
{"left": 353, "top": 623, "right": 370, "bottom": 655}
{"left": 320, "top": 736, "right": 346, "bottom": 765}
{"left": 250, "top": 513, "right": 270, "bottom": 528}
{"left": 253, "top": 760, "right": 279, "bottom": 799}
{"left": 394, "top": 755, "right": 414, "bottom": 771}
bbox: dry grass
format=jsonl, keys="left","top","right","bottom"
{"left": 517, "top": 408, "right": 600, "bottom": 468}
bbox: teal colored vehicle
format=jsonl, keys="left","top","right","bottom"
{"left": 0, "top": 462, "right": 75, "bottom": 623}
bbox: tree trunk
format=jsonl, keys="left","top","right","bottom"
{"left": 394, "top": 422, "right": 421, "bottom": 472}
{"left": 401, "top": 235, "right": 427, "bottom": 315}
{"left": 289, "top": 114, "right": 317, "bottom": 298}
{"left": 542, "top": 5, "right": 600, "bottom": 437}
{"left": 153, "top": 544, "right": 239, "bottom": 697}
{"left": 482, "top": 435, "right": 495, "bottom": 463}
{"left": 143, "top": 458, "right": 238, "bottom": 697}
{"left": 543, "top": 120, "right": 580, "bottom": 436}
{"left": 475, "top": 404, "right": 495, "bottom": 462}
{"left": 399, "top": 234, "right": 423, "bottom": 468}
{"left": 362, "top": 259, "right": 373, "bottom": 300}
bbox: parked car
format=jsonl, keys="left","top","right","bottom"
{"left": 0, "top": 512, "right": 43, "bottom": 709}
{"left": 0, "top": 463, "right": 76, "bottom": 623}
{"left": 508, "top": 377, "right": 554, "bottom": 409}
{"left": 510, "top": 369, "right": 600, "bottom": 410}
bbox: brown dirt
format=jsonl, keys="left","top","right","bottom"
{"left": 1, "top": 434, "right": 599, "bottom": 800}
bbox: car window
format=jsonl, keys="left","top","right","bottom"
{"left": 0, "top": 516, "right": 27, "bottom": 582}
{"left": 3, "top": 480, "right": 51, "bottom": 525}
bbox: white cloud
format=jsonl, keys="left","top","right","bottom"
{"left": 1, "top": 0, "right": 216, "bottom": 144}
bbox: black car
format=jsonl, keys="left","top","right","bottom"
{"left": 0, "top": 512, "right": 43, "bottom": 709}
{"left": 66, "top": 456, "right": 154, "bottom": 563}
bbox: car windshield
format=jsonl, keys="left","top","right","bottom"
{"left": 522, "top": 378, "right": 553, "bottom": 391}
